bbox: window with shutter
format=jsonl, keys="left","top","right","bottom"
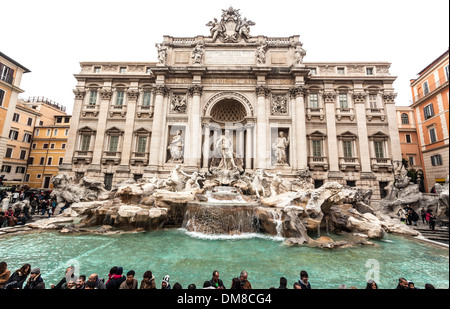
{"left": 116, "top": 91, "right": 125, "bottom": 105}
{"left": 343, "top": 141, "right": 353, "bottom": 158}
{"left": 374, "top": 141, "right": 384, "bottom": 158}
{"left": 312, "top": 140, "right": 322, "bottom": 157}
{"left": 109, "top": 136, "right": 119, "bottom": 152}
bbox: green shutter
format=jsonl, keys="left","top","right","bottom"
{"left": 143, "top": 92, "right": 151, "bottom": 106}
{"left": 137, "top": 137, "right": 147, "bottom": 153}
{"left": 116, "top": 91, "right": 124, "bottom": 105}
{"left": 81, "top": 135, "right": 91, "bottom": 151}
{"left": 312, "top": 140, "right": 322, "bottom": 157}
{"left": 109, "top": 136, "right": 119, "bottom": 152}
{"left": 89, "top": 91, "right": 97, "bottom": 105}
{"left": 343, "top": 141, "right": 353, "bottom": 158}
{"left": 374, "top": 141, "right": 384, "bottom": 158}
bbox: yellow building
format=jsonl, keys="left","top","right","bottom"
{"left": 27, "top": 112, "right": 71, "bottom": 189}
{"left": 0, "top": 52, "right": 31, "bottom": 180}
{"left": 0, "top": 101, "right": 40, "bottom": 186}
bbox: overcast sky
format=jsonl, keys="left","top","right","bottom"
{"left": 1, "top": 0, "right": 449, "bottom": 114}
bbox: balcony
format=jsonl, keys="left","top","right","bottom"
{"left": 413, "top": 77, "right": 449, "bottom": 103}
{"left": 136, "top": 105, "right": 154, "bottom": 118}
{"left": 336, "top": 107, "right": 354, "bottom": 121}
{"left": 82, "top": 104, "right": 99, "bottom": 117}
{"left": 339, "top": 157, "right": 361, "bottom": 171}
{"left": 308, "top": 156, "right": 329, "bottom": 171}
{"left": 102, "top": 151, "right": 121, "bottom": 165}
{"left": 109, "top": 105, "right": 127, "bottom": 118}
{"left": 371, "top": 157, "right": 393, "bottom": 172}
{"left": 131, "top": 152, "right": 149, "bottom": 165}
{"left": 73, "top": 150, "right": 93, "bottom": 164}
{"left": 366, "top": 107, "right": 386, "bottom": 122}
{"left": 306, "top": 107, "right": 324, "bottom": 121}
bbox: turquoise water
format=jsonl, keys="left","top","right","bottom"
{"left": 0, "top": 229, "right": 448, "bottom": 289}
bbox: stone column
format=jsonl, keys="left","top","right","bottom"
{"left": 353, "top": 92, "right": 372, "bottom": 174}
{"left": 61, "top": 89, "right": 85, "bottom": 171}
{"left": 186, "top": 85, "right": 203, "bottom": 169}
{"left": 383, "top": 93, "right": 402, "bottom": 162}
{"left": 245, "top": 124, "right": 254, "bottom": 170}
{"left": 89, "top": 87, "right": 113, "bottom": 174}
{"left": 117, "top": 89, "right": 139, "bottom": 174}
{"left": 238, "top": 128, "right": 245, "bottom": 159}
{"left": 148, "top": 84, "right": 169, "bottom": 170}
{"left": 323, "top": 91, "right": 341, "bottom": 177}
{"left": 290, "top": 86, "right": 307, "bottom": 170}
{"left": 202, "top": 124, "right": 211, "bottom": 170}
{"left": 255, "top": 86, "right": 270, "bottom": 169}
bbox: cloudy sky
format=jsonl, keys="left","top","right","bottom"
{"left": 2, "top": 0, "right": 449, "bottom": 114}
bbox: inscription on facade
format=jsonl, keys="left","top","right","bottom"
{"left": 205, "top": 50, "right": 255, "bottom": 65}
{"left": 203, "top": 78, "right": 256, "bottom": 85}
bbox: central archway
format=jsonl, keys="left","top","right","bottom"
{"left": 203, "top": 91, "right": 254, "bottom": 119}
{"left": 210, "top": 99, "right": 247, "bottom": 123}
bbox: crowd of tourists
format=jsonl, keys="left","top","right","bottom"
{"left": 397, "top": 205, "right": 437, "bottom": 231}
{"left": 0, "top": 189, "right": 66, "bottom": 228}
{"left": 0, "top": 263, "right": 438, "bottom": 290}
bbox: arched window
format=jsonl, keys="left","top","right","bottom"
{"left": 401, "top": 113, "right": 409, "bottom": 125}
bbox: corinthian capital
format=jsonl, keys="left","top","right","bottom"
{"left": 323, "top": 91, "right": 336, "bottom": 103}
{"left": 352, "top": 92, "right": 367, "bottom": 103}
{"left": 289, "top": 86, "right": 305, "bottom": 98}
{"left": 99, "top": 89, "right": 113, "bottom": 100}
{"left": 188, "top": 84, "right": 203, "bottom": 96}
{"left": 127, "top": 89, "right": 140, "bottom": 101}
{"left": 154, "top": 84, "right": 170, "bottom": 96}
{"left": 73, "top": 89, "right": 86, "bottom": 100}
{"left": 383, "top": 93, "right": 397, "bottom": 103}
{"left": 255, "top": 85, "right": 271, "bottom": 97}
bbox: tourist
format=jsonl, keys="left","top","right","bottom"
{"left": 411, "top": 209, "right": 419, "bottom": 226}
{"left": 209, "top": 270, "right": 225, "bottom": 289}
{"left": 161, "top": 275, "right": 171, "bottom": 289}
{"left": 239, "top": 271, "right": 252, "bottom": 289}
{"left": 13, "top": 204, "right": 22, "bottom": 218}
{"left": 51, "top": 199, "right": 57, "bottom": 216}
{"left": 425, "top": 283, "right": 435, "bottom": 289}
{"left": 76, "top": 275, "right": 86, "bottom": 289}
{"left": 24, "top": 268, "right": 45, "bottom": 290}
{"left": 87, "top": 273, "right": 106, "bottom": 289}
{"left": 12, "top": 191, "right": 19, "bottom": 203}
{"left": 0, "top": 212, "right": 6, "bottom": 228}
{"left": 429, "top": 211, "right": 437, "bottom": 232}
{"left": 277, "top": 277, "right": 288, "bottom": 289}
{"left": 22, "top": 202, "right": 31, "bottom": 220}
{"left": 230, "top": 277, "right": 241, "bottom": 289}
{"left": 366, "top": 280, "right": 378, "bottom": 289}
{"left": 5, "top": 207, "right": 16, "bottom": 226}
{"left": 106, "top": 266, "right": 118, "bottom": 285}
{"left": 398, "top": 208, "right": 407, "bottom": 223}
{"left": 51, "top": 266, "right": 75, "bottom": 289}
{"left": 298, "top": 270, "right": 311, "bottom": 289}
{"left": 140, "top": 270, "right": 156, "bottom": 289}
{"left": 85, "top": 280, "right": 96, "bottom": 289}
{"left": 396, "top": 277, "right": 409, "bottom": 289}
{"left": 0, "top": 262, "right": 11, "bottom": 289}
{"left": 105, "top": 267, "right": 125, "bottom": 289}
{"left": 119, "top": 270, "right": 138, "bottom": 289}
{"left": 408, "top": 282, "right": 418, "bottom": 289}
{"left": 66, "top": 280, "right": 77, "bottom": 289}
{"left": 16, "top": 213, "right": 27, "bottom": 225}
{"left": 203, "top": 281, "right": 215, "bottom": 289}
{"left": 293, "top": 282, "right": 302, "bottom": 289}
{"left": 338, "top": 284, "right": 348, "bottom": 289}
{"left": 420, "top": 207, "right": 427, "bottom": 224}
{"left": 188, "top": 284, "right": 196, "bottom": 289}
{"left": 406, "top": 209, "right": 413, "bottom": 225}
{"left": 173, "top": 283, "right": 183, "bottom": 289}
{"left": 3, "top": 264, "right": 31, "bottom": 289}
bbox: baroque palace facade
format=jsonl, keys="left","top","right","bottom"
{"left": 61, "top": 7, "right": 401, "bottom": 204}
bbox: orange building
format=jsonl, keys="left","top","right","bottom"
{"left": 410, "top": 49, "right": 449, "bottom": 192}
{"left": 0, "top": 52, "right": 31, "bottom": 179}
{"left": 396, "top": 106, "right": 424, "bottom": 171}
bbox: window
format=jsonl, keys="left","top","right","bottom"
{"left": 20, "top": 150, "right": 27, "bottom": 160}
{"left": 47, "top": 157, "right": 53, "bottom": 165}
{"left": 428, "top": 127, "right": 437, "bottom": 144}
{"left": 116, "top": 91, "right": 125, "bottom": 105}
{"left": 401, "top": 113, "right": 409, "bottom": 124}
{"left": 39, "top": 121, "right": 43, "bottom": 126}
{"left": 89, "top": 91, "right": 98, "bottom": 105}
{"left": 35, "top": 129, "right": 40, "bottom": 136}
{"left": 56, "top": 117, "right": 62, "bottom": 123}
{"left": 343, "top": 141, "right": 353, "bottom": 158}
{"left": 405, "top": 134, "right": 412, "bottom": 143}
{"left": 109, "top": 136, "right": 119, "bottom": 152}
{"left": 0, "top": 89, "right": 5, "bottom": 106}
{"left": 50, "top": 143, "right": 55, "bottom": 149}
{"left": 431, "top": 154, "right": 443, "bottom": 166}
{"left": 120, "top": 67, "right": 127, "bottom": 73}
{"left": 309, "top": 94, "right": 319, "bottom": 108}
{"left": 143, "top": 92, "right": 152, "bottom": 106}
{"left": 80, "top": 135, "right": 91, "bottom": 151}
{"left": 347, "top": 180, "right": 356, "bottom": 187}
{"left": 369, "top": 94, "right": 377, "bottom": 109}
{"left": 54, "top": 129, "right": 58, "bottom": 136}
{"left": 64, "top": 117, "right": 70, "bottom": 123}
{"left": 37, "top": 174, "right": 42, "bottom": 179}
{"left": 0, "top": 63, "right": 14, "bottom": 84}
{"left": 32, "top": 143, "right": 36, "bottom": 149}
{"left": 65, "top": 129, "right": 69, "bottom": 136}
{"left": 423, "top": 81, "right": 430, "bottom": 96}
{"left": 9, "top": 130, "right": 18, "bottom": 140}
{"left": 94, "top": 66, "right": 101, "bottom": 73}
{"left": 445, "top": 65, "right": 449, "bottom": 81}
{"left": 1, "top": 165, "right": 11, "bottom": 173}
{"left": 27, "top": 117, "right": 33, "bottom": 126}
{"left": 28, "top": 157, "right": 34, "bottom": 165}
{"left": 366, "top": 68, "right": 374, "bottom": 75}
{"left": 374, "top": 141, "right": 384, "bottom": 158}
{"left": 61, "top": 143, "right": 66, "bottom": 149}
{"left": 43, "top": 143, "right": 49, "bottom": 149}
{"left": 39, "top": 157, "right": 45, "bottom": 165}
{"left": 137, "top": 136, "right": 147, "bottom": 153}
{"left": 15, "top": 167, "right": 25, "bottom": 174}
{"left": 339, "top": 94, "right": 348, "bottom": 109}
{"left": 312, "top": 140, "right": 322, "bottom": 157}
{"left": 408, "top": 156, "right": 415, "bottom": 166}
{"left": 58, "top": 157, "right": 64, "bottom": 165}
{"left": 46, "top": 129, "right": 51, "bottom": 136}
{"left": 25, "top": 174, "right": 30, "bottom": 182}
{"left": 310, "top": 68, "right": 317, "bottom": 75}
{"left": 5, "top": 148, "right": 12, "bottom": 158}
{"left": 12, "top": 113, "right": 20, "bottom": 122}
{"left": 337, "top": 67, "right": 345, "bottom": 75}
{"left": 423, "top": 104, "right": 434, "bottom": 120}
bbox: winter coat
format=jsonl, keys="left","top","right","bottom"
{"left": 0, "top": 270, "right": 11, "bottom": 288}
{"left": 119, "top": 279, "right": 138, "bottom": 289}
{"left": 209, "top": 278, "right": 226, "bottom": 289}
{"left": 140, "top": 276, "right": 156, "bottom": 289}
{"left": 298, "top": 280, "right": 311, "bottom": 289}
{"left": 24, "top": 274, "right": 45, "bottom": 290}
{"left": 241, "top": 280, "right": 252, "bottom": 289}
{"left": 4, "top": 270, "right": 28, "bottom": 289}
{"left": 106, "top": 276, "right": 126, "bottom": 289}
